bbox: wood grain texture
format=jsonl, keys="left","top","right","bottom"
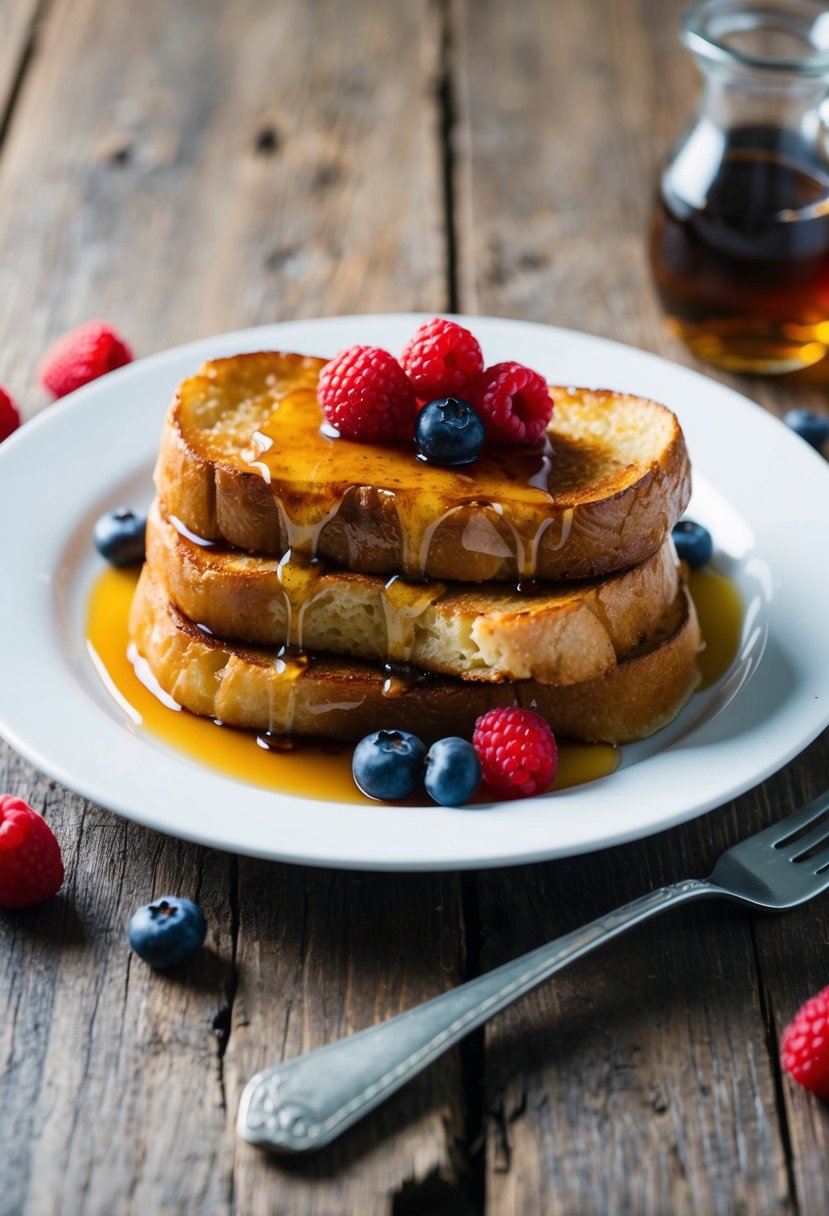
{"left": 0, "top": 0, "right": 446, "bottom": 416}
{"left": 453, "top": 0, "right": 829, "bottom": 1211}
{"left": 0, "top": 0, "right": 41, "bottom": 128}
{"left": 0, "top": 0, "right": 467, "bottom": 1213}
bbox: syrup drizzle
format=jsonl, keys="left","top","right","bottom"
{"left": 86, "top": 567, "right": 630, "bottom": 800}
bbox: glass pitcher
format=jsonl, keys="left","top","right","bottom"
{"left": 650, "top": 0, "right": 829, "bottom": 373}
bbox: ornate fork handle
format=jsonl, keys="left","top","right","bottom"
{"left": 237, "top": 878, "right": 713, "bottom": 1152}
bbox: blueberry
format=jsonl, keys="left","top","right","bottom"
{"left": 127, "top": 896, "right": 207, "bottom": 969}
{"left": 672, "top": 519, "right": 713, "bottom": 569}
{"left": 352, "top": 729, "right": 426, "bottom": 800}
{"left": 415, "top": 397, "right": 485, "bottom": 466}
{"left": 94, "top": 507, "right": 146, "bottom": 566}
{"left": 783, "top": 408, "right": 829, "bottom": 451}
{"left": 424, "top": 737, "right": 482, "bottom": 807}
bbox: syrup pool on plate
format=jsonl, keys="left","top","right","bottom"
{"left": 86, "top": 567, "right": 631, "bottom": 801}
{"left": 86, "top": 560, "right": 740, "bottom": 804}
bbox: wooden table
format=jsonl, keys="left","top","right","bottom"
{"left": 2, "top": 1, "right": 828, "bottom": 1212}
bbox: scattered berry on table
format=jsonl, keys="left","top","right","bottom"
{"left": 415, "top": 396, "right": 485, "bottom": 466}
{"left": 0, "top": 386, "right": 20, "bottom": 443}
{"left": 470, "top": 361, "right": 553, "bottom": 445}
{"left": 781, "top": 983, "right": 829, "bottom": 1099}
{"left": 127, "top": 896, "right": 207, "bottom": 969}
{"left": 317, "top": 346, "right": 417, "bottom": 442}
{"left": 0, "top": 795, "right": 64, "bottom": 909}
{"left": 473, "top": 706, "right": 558, "bottom": 799}
{"left": 783, "top": 408, "right": 829, "bottom": 451}
{"left": 400, "top": 318, "right": 484, "bottom": 401}
{"left": 352, "top": 729, "right": 426, "bottom": 800}
{"left": 672, "top": 519, "right": 713, "bottom": 569}
{"left": 39, "top": 321, "right": 133, "bottom": 398}
{"left": 424, "top": 737, "right": 482, "bottom": 806}
{"left": 94, "top": 508, "right": 147, "bottom": 566}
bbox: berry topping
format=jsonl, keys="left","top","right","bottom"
{"left": 781, "top": 984, "right": 829, "bottom": 1099}
{"left": 94, "top": 507, "right": 147, "bottom": 566}
{"left": 784, "top": 407, "right": 829, "bottom": 451}
{"left": 415, "top": 396, "right": 485, "bottom": 466}
{"left": 352, "top": 729, "right": 426, "bottom": 800}
{"left": 472, "top": 707, "right": 558, "bottom": 799}
{"left": 672, "top": 519, "right": 713, "bottom": 569}
{"left": 127, "top": 896, "right": 207, "bottom": 969}
{"left": 318, "top": 346, "right": 417, "bottom": 442}
{"left": 424, "top": 737, "right": 482, "bottom": 806}
{"left": 0, "top": 386, "right": 20, "bottom": 443}
{"left": 469, "top": 361, "right": 553, "bottom": 445}
{"left": 400, "top": 318, "right": 484, "bottom": 401}
{"left": 38, "top": 321, "right": 133, "bottom": 399}
{"left": 0, "top": 795, "right": 64, "bottom": 908}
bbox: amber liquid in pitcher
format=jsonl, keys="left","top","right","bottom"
{"left": 650, "top": 125, "right": 829, "bottom": 372}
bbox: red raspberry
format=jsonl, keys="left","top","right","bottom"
{"left": 0, "top": 385, "right": 20, "bottom": 443}
{"left": 472, "top": 707, "right": 558, "bottom": 799}
{"left": 781, "top": 984, "right": 829, "bottom": 1099}
{"left": 317, "top": 345, "right": 417, "bottom": 442}
{"left": 39, "top": 321, "right": 133, "bottom": 399}
{"left": 470, "top": 361, "right": 553, "bottom": 445}
{"left": 400, "top": 318, "right": 484, "bottom": 401}
{"left": 0, "top": 795, "right": 64, "bottom": 908}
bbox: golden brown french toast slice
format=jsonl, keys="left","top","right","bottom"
{"left": 155, "top": 352, "right": 691, "bottom": 582}
{"left": 129, "top": 563, "right": 702, "bottom": 746}
{"left": 148, "top": 500, "right": 681, "bottom": 686}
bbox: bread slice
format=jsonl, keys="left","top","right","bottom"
{"left": 129, "top": 562, "right": 702, "bottom": 746}
{"left": 148, "top": 500, "right": 681, "bottom": 686}
{"left": 155, "top": 352, "right": 691, "bottom": 582}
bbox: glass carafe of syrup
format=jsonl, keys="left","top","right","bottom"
{"left": 650, "top": 0, "right": 829, "bottom": 373}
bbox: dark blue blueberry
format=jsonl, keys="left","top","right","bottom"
{"left": 672, "top": 519, "right": 713, "bottom": 569}
{"left": 424, "top": 737, "right": 482, "bottom": 807}
{"left": 783, "top": 408, "right": 829, "bottom": 451}
{"left": 127, "top": 896, "right": 207, "bottom": 969}
{"left": 94, "top": 507, "right": 146, "bottom": 566}
{"left": 415, "top": 397, "right": 485, "bottom": 466}
{"left": 352, "top": 729, "right": 426, "bottom": 800}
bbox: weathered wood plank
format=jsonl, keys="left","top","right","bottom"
{"left": 222, "top": 864, "right": 468, "bottom": 1216}
{"left": 0, "top": 0, "right": 446, "bottom": 414}
{"left": 0, "top": 0, "right": 41, "bottom": 128}
{"left": 454, "top": 0, "right": 829, "bottom": 1210}
{"left": 0, "top": 0, "right": 465, "bottom": 1213}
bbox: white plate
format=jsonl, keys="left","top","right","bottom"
{"left": 1, "top": 315, "right": 828, "bottom": 871}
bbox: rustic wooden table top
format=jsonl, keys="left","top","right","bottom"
{"left": 2, "top": 1, "right": 828, "bottom": 1213}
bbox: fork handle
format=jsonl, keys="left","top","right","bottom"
{"left": 237, "top": 877, "right": 715, "bottom": 1152}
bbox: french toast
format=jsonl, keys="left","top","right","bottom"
{"left": 148, "top": 500, "right": 681, "bottom": 685}
{"left": 130, "top": 561, "right": 703, "bottom": 746}
{"left": 155, "top": 352, "right": 692, "bottom": 582}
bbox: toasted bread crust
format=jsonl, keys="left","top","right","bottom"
{"left": 155, "top": 352, "right": 692, "bottom": 582}
{"left": 148, "top": 500, "right": 681, "bottom": 685}
{"left": 129, "top": 563, "right": 702, "bottom": 745}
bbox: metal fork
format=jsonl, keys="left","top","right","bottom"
{"left": 237, "top": 791, "right": 829, "bottom": 1153}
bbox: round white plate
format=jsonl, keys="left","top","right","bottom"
{"left": 1, "top": 315, "right": 828, "bottom": 870}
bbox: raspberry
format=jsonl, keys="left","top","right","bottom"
{"left": 39, "top": 321, "right": 133, "bottom": 398}
{"left": 400, "top": 318, "right": 484, "bottom": 401}
{"left": 0, "top": 385, "right": 20, "bottom": 443}
{"left": 0, "top": 795, "right": 64, "bottom": 908}
{"left": 781, "top": 984, "right": 829, "bottom": 1099}
{"left": 472, "top": 707, "right": 558, "bottom": 799}
{"left": 317, "top": 345, "right": 417, "bottom": 442}
{"left": 470, "top": 361, "right": 553, "bottom": 445}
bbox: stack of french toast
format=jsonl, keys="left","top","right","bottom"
{"left": 130, "top": 349, "right": 702, "bottom": 745}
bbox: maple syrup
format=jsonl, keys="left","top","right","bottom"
{"left": 651, "top": 125, "right": 829, "bottom": 372}
{"left": 86, "top": 567, "right": 627, "bottom": 801}
{"left": 85, "top": 556, "right": 744, "bottom": 806}
{"left": 160, "top": 354, "right": 679, "bottom": 585}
